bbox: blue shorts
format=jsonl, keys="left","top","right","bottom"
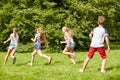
{"left": 67, "top": 42, "right": 75, "bottom": 49}
{"left": 34, "top": 41, "right": 41, "bottom": 51}
{"left": 9, "top": 44, "right": 17, "bottom": 50}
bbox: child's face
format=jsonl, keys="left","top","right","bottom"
{"left": 37, "top": 30, "right": 39, "bottom": 33}
{"left": 13, "top": 29, "right": 17, "bottom": 33}
{"left": 62, "top": 27, "right": 66, "bottom": 33}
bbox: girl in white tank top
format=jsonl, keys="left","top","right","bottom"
{"left": 60, "top": 26, "right": 76, "bottom": 64}
{"left": 3, "top": 28, "right": 19, "bottom": 65}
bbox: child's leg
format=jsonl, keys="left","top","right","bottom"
{"left": 10, "top": 49, "right": 17, "bottom": 64}
{"left": 80, "top": 47, "right": 96, "bottom": 72}
{"left": 101, "top": 59, "right": 106, "bottom": 71}
{"left": 37, "top": 50, "right": 52, "bottom": 64}
{"left": 28, "top": 50, "right": 37, "bottom": 66}
{"left": 4, "top": 48, "right": 12, "bottom": 65}
{"left": 68, "top": 49, "right": 76, "bottom": 64}
{"left": 80, "top": 57, "right": 90, "bottom": 72}
{"left": 68, "top": 56, "right": 76, "bottom": 64}
{"left": 97, "top": 47, "right": 106, "bottom": 72}
{"left": 10, "top": 49, "right": 16, "bottom": 59}
{"left": 63, "top": 47, "right": 74, "bottom": 56}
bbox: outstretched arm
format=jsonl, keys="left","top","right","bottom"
{"left": 31, "top": 37, "right": 36, "bottom": 42}
{"left": 105, "top": 37, "right": 110, "bottom": 52}
{"left": 4, "top": 35, "right": 12, "bottom": 44}
{"left": 60, "top": 41, "right": 66, "bottom": 44}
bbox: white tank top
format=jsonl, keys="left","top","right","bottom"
{"left": 10, "top": 33, "right": 19, "bottom": 46}
{"left": 64, "top": 36, "right": 74, "bottom": 44}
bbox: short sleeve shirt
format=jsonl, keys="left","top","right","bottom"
{"left": 90, "top": 27, "right": 108, "bottom": 47}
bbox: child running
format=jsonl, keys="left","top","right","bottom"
{"left": 79, "top": 16, "right": 110, "bottom": 73}
{"left": 28, "top": 27, "right": 52, "bottom": 66}
{"left": 60, "top": 26, "right": 76, "bottom": 64}
{"left": 4, "top": 28, "right": 19, "bottom": 65}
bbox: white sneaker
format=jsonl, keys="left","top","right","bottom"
{"left": 79, "top": 69, "right": 84, "bottom": 73}
{"left": 73, "top": 53, "right": 76, "bottom": 59}
{"left": 101, "top": 70, "right": 106, "bottom": 74}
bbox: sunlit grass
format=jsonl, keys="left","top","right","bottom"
{"left": 0, "top": 49, "right": 120, "bottom": 80}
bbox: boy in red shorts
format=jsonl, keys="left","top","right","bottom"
{"left": 79, "top": 16, "right": 110, "bottom": 73}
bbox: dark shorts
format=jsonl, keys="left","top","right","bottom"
{"left": 88, "top": 47, "right": 106, "bottom": 59}
{"left": 34, "top": 41, "right": 41, "bottom": 51}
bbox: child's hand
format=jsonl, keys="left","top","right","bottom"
{"left": 60, "top": 41, "right": 63, "bottom": 44}
{"left": 4, "top": 41, "right": 7, "bottom": 44}
{"left": 107, "top": 47, "right": 110, "bottom": 53}
{"left": 31, "top": 38, "right": 34, "bottom": 41}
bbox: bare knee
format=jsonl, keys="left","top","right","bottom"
{"left": 38, "top": 53, "right": 43, "bottom": 57}
{"left": 62, "top": 51, "right": 66, "bottom": 55}
{"left": 32, "top": 53, "right": 36, "bottom": 57}
{"left": 86, "top": 57, "right": 91, "bottom": 61}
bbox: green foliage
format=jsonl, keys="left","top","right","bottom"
{"left": 17, "top": 42, "right": 33, "bottom": 53}
{"left": 0, "top": 0, "right": 120, "bottom": 52}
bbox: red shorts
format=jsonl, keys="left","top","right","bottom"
{"left": 88, "top": 47, "right": 106, "bottom": 59}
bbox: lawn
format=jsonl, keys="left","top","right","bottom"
{"left": 0, "top": 50, "right": 120, "bottom": 80}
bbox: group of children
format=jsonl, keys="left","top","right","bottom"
{"left": 3, "top": 16, "right": 110, "bottom": 73}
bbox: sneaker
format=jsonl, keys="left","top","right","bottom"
{"left": 73, "top": 54, "right": 76, "bottom": 59}
{"left": 101, "top": 70, "right": 106, "bottom": 74}
{"left": 13, "top": 57, "right": 16, "bottom": 64}
{"left": 79, "top": 69, "right": 84, "bottom": 73}
{"left": 48, "top": 57, "right": 52, "bottom": 64}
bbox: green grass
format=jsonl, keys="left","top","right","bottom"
{"left": 0, "top": 50, "right": 120, "bottom": 80}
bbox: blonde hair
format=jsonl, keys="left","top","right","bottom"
{"left": 13, "top": 28, "right": 18, "bottom": 32}
{"left": 62, "top": 26, "right": 74, "bottom": 36}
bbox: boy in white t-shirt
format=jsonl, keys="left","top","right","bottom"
{"left": 4, "top": 28, "right": 19, "bottom": 65}
{"left": 79, "top": 16, "right": 110, "bottom": 73}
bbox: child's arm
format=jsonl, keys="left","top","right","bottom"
{"left": 89, "top": 29, "right": 94, "bottom": 40}
{"left": 4, "top": 35, "right": 12, "bottom": 44}
{"left": 31, "top": 37, "right": 36, "bottom": 42}
{"left": 31, "top": 34, "right": 38, "bottom": 42}
{"left": 89, "top": 33, "right": 93, "bottom": 40}
{"left": 60, "top": 41, "right": 66, "bottom": 44}
{"left": 105, "top": 37, "right": 110, "bottom": 52}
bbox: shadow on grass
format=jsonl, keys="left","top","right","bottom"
{"left": 44, "top": 61, "right": 62, "bottom": 65}
{"left": 76, "top": 60, "right": 84, "bottom": 64}
{"left": 16, "top": 62, "right": 29, "bottom": 66}
{"left": 106, "top": 65, "right": 120, "bottom": 71}
{"left": 97, "top": 65, "right": 120, "bottom": 71}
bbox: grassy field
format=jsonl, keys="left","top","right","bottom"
{"left": 0, "top": 50, "right": 120, "bottom": 80}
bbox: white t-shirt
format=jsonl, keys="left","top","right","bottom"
{"left": 64, "top": 33, "right": 74, "bottom": 44}
{"left": 90, "top": 27, "right": 108, "bottom": 47}
{"left": 10, "top": 33, "right": 19, "bottom": 46}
